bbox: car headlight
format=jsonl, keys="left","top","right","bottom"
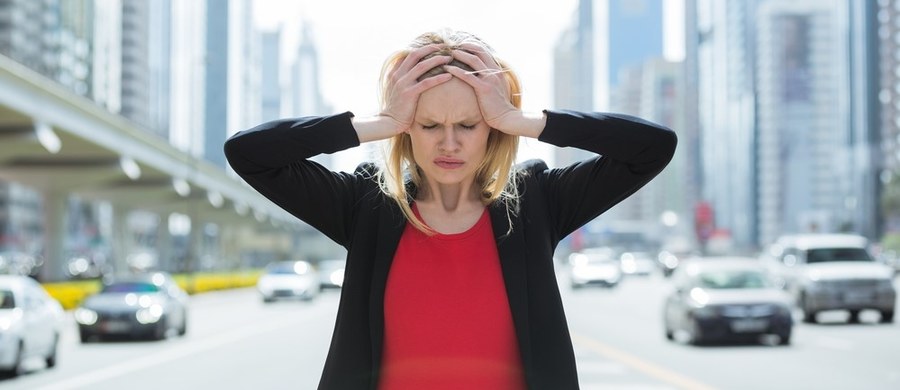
{"left": 330, "top": 270, "right": 344, "bottom": 287}
{"left": 75, "top": 308, "right": 98, "bottom": 325}
{"left": 136, "top": 304, "right": 164, "bottom": 324}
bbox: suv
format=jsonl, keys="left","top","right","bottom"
{"left": 760, "top": 234, "right": 896, "bottom": 324}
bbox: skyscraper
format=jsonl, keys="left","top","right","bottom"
{"left": 260, "top": 29, "right": 282, "bottom": 122}
{"left": 693, "top": 0, "right": 759, "bottom": 250}
{"left": 203, "top": 0, "right": 259, "bottom": 169}
{"left": 756, "top": 0, "right": 854, "bottom": 244}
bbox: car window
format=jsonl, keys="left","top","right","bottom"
{"left": 806, "top": 248, "right": 873, "bottom": 264}
{"left": 266, "top": 262, "right": 309, "bottom": 274}
{"left": 102, "top": 282, "right": 161, "bottom": 293}
{"left": 0, "top": 290, "right": 14, "bottom": 309}
{"left": 697, "top": 271, "right": 770, "bottom": 289}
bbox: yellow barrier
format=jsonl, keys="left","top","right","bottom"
{"left": 41, "top": 270, "right": 264, "bottom": 310}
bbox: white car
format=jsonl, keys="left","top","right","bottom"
{"left": 568, "top": 248, "right": 622, "bottom": 289}
{"left": 257, "top": 261, "right": 320, "bottom": 302}
{"left": 761, "top": 234, "right": 896, "bottom": 324}
{"left": 0, "top": 275, "right": 64, "bottom": 377}
{"left": 620, "top": 251, "right": 657, "bottom": 276}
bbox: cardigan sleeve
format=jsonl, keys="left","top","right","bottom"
{"left": 535, "top": 109, "right": 678, "bottom": 241}
{"left": 223, "top": 112, "right": 364, "bottom": 247}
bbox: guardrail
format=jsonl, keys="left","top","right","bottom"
{"left": 41, "top": 270, "right": 263, "bottom": 310}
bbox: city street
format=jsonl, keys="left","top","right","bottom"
{"left": 3, "top": 272, "right": 899, "bottom": 390}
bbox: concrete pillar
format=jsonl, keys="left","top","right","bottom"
{"left": 41, "top": 191, "right": 67, "bottom": 282}
{"left": 111, "top": 208, "right": 131, "bottom": 276}
{"left": 156, "top": 213, "right": 173, "bottom": 272}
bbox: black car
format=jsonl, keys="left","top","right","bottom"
{"left": 663, "top": 258, "right": 793, "bottom": 345}
{"left": 74, "top": 272, "right": 189, "bottom": 341}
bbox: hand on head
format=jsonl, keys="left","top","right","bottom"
{"left": 442, "top": 44, "right": 519, "bottom": 132}
{"left": 380, "top": 45, "right": 453, "bottom": 134}
{"left": 381, "top": 42, "right": 522, "bottom": 136}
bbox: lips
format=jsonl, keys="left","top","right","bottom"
{"left": 434, "top": 157, "right": 464, "bottom": 169}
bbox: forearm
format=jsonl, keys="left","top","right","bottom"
{"left": 539, "top": 110, "right": 677, "bottom": 170}
{"left": 494, "top": 111, "right": 547, "bottom": 138}
{"left": 224, "top": 112, "right": 359, "bottom": 173}
{"left": 351, "top": 114, "right": 405, "bottom": 143}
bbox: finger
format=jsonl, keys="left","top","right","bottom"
{"left": 408, "top": 73, "right": 452, "bottom": 96}
{"left": 400, "top": 54, "right": 452, "bottom": 84}
{"left": 442, "top": 64, "right": 482, "bottom": 87}
{"left": 456, "top": 43, "right": 502, "bottom": 70}
{"left": 395, "top": 44, "right": 445, "bottom": 76}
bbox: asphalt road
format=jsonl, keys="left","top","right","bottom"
{"left": 3, "top": 272, "right": 899, "bottom": 390}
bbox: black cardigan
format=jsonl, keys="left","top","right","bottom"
{"left": 224, "top": 110, "right": 677, "bottom": 389}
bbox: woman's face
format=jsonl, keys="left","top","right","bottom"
{"left": 410, "top": 77, "right": 491, "bottom": 188}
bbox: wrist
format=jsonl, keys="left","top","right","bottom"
{"left": 496, "top": 111, "right": 545, "bottom": 138}
{"left": 352, "top": 115, "right": 405, "bottom": 143}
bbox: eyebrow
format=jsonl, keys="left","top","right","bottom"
{"left": 417, "top": 116, "right": 482, "bottom": 124}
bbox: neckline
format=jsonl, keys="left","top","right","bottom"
{"left": 411, "top": 203, "right": 489, "bottom": 240}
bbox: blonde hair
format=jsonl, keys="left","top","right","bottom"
{"left": 376, "top": 29, "right": 523, "bottom": 234}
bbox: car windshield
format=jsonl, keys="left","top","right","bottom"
{"left": 806, "top": 247, "right": 873, "bottom": 263}
{"left": 102, "top": 282, "right": 160, "bottom": 293}
{"left": 697, "top": 270, "right": 770, "bottom": 289}
{"left": 266, "top": 262, "right": 307, "bottom": 275}
{"left": 0, "top": 290, "right": 14, "bottom": 309}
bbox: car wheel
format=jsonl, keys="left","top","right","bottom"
{"left": 778, "top": 332, "right": 791, "bottom": 346}
{"left": 801, "top": 293, "right": 817, "bottom": 324}
{"left": 688, "top": 320, "right": 704, "bottom": 346}
{"left": 179, "top": 313, "right": 188, "bottom": 336}
{"left": 263, "top": 296, "right": 275, "bottom": 303}
{"left": 881, "top": 311, "right": 894, "bottom": 324}
{"left": 152, "top": 317, "right": 168, "bottom": 341}
{"left": 664, "top": 326, "right": 674, "bottom": 341}
{"left": 46, "top": 334, "right": 59, "bottom": 368}
{"left": 847, "top": 310, "right": 861, "bottom": 324}
{"left": 1, "top": 341, "right": 23, "bottom": 377}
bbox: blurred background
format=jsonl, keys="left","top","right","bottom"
{"left": 0, "top": 0, "right": 898, "bottom": 282}
{"left": 1, "top": 0, "right": 899, "bottom": 389}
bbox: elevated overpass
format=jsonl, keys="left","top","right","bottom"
{"left": 0, "top": 54, "right": 313, "bottom": 281}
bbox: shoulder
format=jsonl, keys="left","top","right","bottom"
{"left": 515, "top": 159, "right": 549, "bottom": 174}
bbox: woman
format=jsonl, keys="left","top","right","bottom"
{"left": 225, "top": 29, "right": 676, "bottom": 390}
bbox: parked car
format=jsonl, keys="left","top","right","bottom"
{"left": 619, "top": 251, "right": 656, "bottom": 276}
{"left": 663, "top": 259, "right": 793, "bottom": 345}
{"left": 257, "top": 260, "right": 320, "bottom": 302}
{"left": 75, "top": 272, "right": 189, "bottom": 341}
{"left": 568, "top": 248, "right": 622, "bottom": 289}
{"left": 760, "top": 234, "right": 896, "bottom": 324}
{"left": 317, "top": 259, "right": 346, "bottom": 290}
{"left": 0, "top": 275, "right": 65, "bottom": 377}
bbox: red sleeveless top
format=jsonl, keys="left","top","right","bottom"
{"left": 378, "top": 207, "right": 526, "bottom": 390}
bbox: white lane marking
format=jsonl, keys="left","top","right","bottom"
{"left": 578, "top": 360, "right": 629, "bottom": 375}
{"left": 571, "top": 332, "right": 719, "bottom": 390}
{"left": 581, "top": 385, "right": 676, "bottom": 390}
{"left": 35, "top": 314, "right": 312, "bottom": 390}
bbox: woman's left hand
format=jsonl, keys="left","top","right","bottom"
{"left": 444, "top": 45, "right": 523, "bottom": 134}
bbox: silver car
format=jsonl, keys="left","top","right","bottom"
{"left": 0, "top": 275, "right": 65, "bottom": 377}
{"left": 257, "top": 261, "right": 320, "bottom": 302}
{"left": 761, "top": 234, "right": 896, "bottom": 324}
{"left": 75, "top": 272, "right": 189, "bottom": 341}
{"left": 663, "top": 259, "right": 793, "bottom": 345}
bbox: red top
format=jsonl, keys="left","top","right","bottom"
{"left": 378, "top": 207, "right": 526, "bottom": 390}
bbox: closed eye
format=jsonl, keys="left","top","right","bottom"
{"left": 421, "top": 124, "right": 438, "bottom": 130}
{"left": 460, "top": 123, "right": 477, "bottom": 130}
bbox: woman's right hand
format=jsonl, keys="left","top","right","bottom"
{"left": 379, "top": 45, "right": 453, "bottom": 134}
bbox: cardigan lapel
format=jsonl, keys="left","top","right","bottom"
{"left": 368, "top": 201, "right": 406, "bottom": 386}
{"left": 489, "top": 202, "right": 533, "bottom": 374}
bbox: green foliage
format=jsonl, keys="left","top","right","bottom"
{"left": 883, "top": 172, "right": 900, "bottom": 216}
{"left": 882, "top": 232, "right": 900, "bottom": 253}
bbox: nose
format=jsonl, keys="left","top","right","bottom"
{"left": 438, "top": 126, "right": 460, "bottom": 152}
